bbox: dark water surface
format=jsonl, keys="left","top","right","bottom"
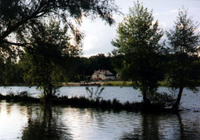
{"left": 0, "top": 86, "right": 200, "bottom": 139}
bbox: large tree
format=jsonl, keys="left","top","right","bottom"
{"left": 0, "top": 0, "right": 119, "bottom": 100}
{"left": 111, "top": 1, "right": 164, "bottom": 105}
{"left": 166, "top": 9, "right": 200, "bottom": 110}
{"left": 19, "top": 20, "right": 77, "bottom": 102}
{"left": 0, "top": 0, "right": 118, "bottom": 57}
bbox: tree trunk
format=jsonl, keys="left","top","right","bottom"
{"left": 143, "top": 91, "right": 147, "bottom": 103}
{"left": 43, "top": 84, "right": 53, "bottom": 103}
{"left": 142, "top": 89, "right": 150, "bottom": 105}
{"left": 43, "top": 88, "right": 47, "bottom": 102}
{"left": 46, "top": 87, "right": 52, "bottom": 103}
{"left": 172, "top": 86, "right": 184, "bottom": 110}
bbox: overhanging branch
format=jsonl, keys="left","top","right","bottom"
{"left": 2, "top": 39, "right": 31, "bottom": 47}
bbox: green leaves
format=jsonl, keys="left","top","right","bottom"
{"left": 166, "top": 9, "right": 200, "bottom": 90}
{"left": 112, "top": 1, "right": 164, "bottom": 103}
{"left": 0, "top": 0, "right": 119, "bottom": 58}
{"left": 19, "top": 20, "right": 78, "bottom": 102}
{"left": 166, "top": 9, "right": 200, "bottom": 54}
{"left": 165, "top": 9, "right": 200, "bottom": 109}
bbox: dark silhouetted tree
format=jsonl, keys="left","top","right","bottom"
{"left": 0, "top": 0, "right": 119, "bottom": 49}
{"left": 166, "top": 9, "right": 200, "bottom": 110}
{"left": 111, "top": 1, "right": 164, "bottom": 105}
{"left": 19, "top": 20, "right": 78, "bottom": 102}
{"left": 0, "top": 0, "right": 119, "bottom": 89}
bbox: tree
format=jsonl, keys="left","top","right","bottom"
{"left": 0, "top": 55, "right": 24, "bottom": 86}
{"left": 111, "top": 1, "right": 164, "bottom": 105}
{"left": 0, "top": 56, "right": 5, "bottom": 85}
{"left": 19, "top": 20, "right": 77, "bottom": 102}
{"left": 22, "top": 105, "right": 67, "bottom": 140}
{"left": 0, "top": 0, "right": 119, "bottom": 57}
{"left": 166, "top": 9, "right": 200, "bottom": 110}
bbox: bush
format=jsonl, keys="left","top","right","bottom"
{"left": 147, "top": 92, "right": 176, "bottom": 109}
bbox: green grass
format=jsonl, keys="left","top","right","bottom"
{"left": 102, "top": 80, "right": 173, "bottom": 87}
{"left": 102, "top": 81, "right": 133, "bottom": 86}
{"left": 158, "top": 81, "right": 171, "bottom": 87}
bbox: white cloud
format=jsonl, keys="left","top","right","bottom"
{"left": 195, "top": 28, "right": 200, "bottom": 34}
{"left": 83, "top": 36, "right": 98, "bottom": 51}
{"left": 154, "top": 9, "right": 178, "bottom": 16}
{"left": 113, "top": 14, "right": 123, "bottom": 23}
{"left": 80, "top": 0, "right": 200, "bottom": 57}
{"left": 159, "top": 21, "right": 167, "bottom": 29}
{"left": 170, "top": 9, "right": 179, "bottom": 13}
{"left": 83, "top": 53, "right": 97, "bottom": 58}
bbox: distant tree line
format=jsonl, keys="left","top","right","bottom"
{"left": 71, "top": 54, "right": 116, "bottom": 82}
{"left": 0, "top": 53, "right": 116, "bottom": 85}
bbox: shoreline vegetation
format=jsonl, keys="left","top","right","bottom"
{"left": 0, "top": 81, "right": 165, "bottom": 87}
{"left": 60, "top": 81, "right": 170, "bottom": 87}
{"left": 3, "top": 80, "right": 200, "bottom": 87}
{"left": 0, "top": 90, "right": 178, "bottom": 113}
{"left": 0, "top": 82, "right": 198, "bottom": 113}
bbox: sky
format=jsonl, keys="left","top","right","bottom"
{"left": 80, "top": 0, "right": 200, "bottom": 57}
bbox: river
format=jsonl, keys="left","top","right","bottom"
{"left": 0, "top": 86, "right": 200, "bottom": 140}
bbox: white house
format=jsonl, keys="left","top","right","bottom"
{"left": 91, "top": 70, "right": 115, "bottom": 81}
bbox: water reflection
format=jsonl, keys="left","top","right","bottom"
{"left": 0, "top": 101, "right": 200, "bottom": 140}
{"left": 22, "top": 105, "right": 72, "bottom": 140}
{"left": 177, "top": 112, "right": 200, "bottom": 140}
{"left": 0, "top": 101, "right": 28, "bottom": 140}
{"left": 121, "top": 112, "right": 200, "bottom": 140}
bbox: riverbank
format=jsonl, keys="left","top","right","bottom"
{"left": 62, "top": 81, "right": 170, "bottom": 87}
{"left": 62, "top": 82, "right": 102, "bottom": 86}
{"left": 0, "top": 81, "right": 182, "bottom": 87}
{"left": 62, "top": 81, "right": 138, "bottom": 86}
{"left": 0, "top": 91, "right": 176, "bottom": 113}
{"left": 2, "top": 80, "right": 200, "bottom": 87}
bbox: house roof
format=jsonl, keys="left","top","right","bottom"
{"left": 92, "top": 70, "right": 114, "bottom": 76}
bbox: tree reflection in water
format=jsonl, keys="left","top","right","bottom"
{"left": 22, "top": 105, "right": 72, "bottom": 140}
{"left": 1, "top": 100, "right": 200, "bottom": 140}
{"left": 121, "top": 112, "right": 200, "bottom": 140}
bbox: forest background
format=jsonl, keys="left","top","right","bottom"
{"left": 0, "top": 53, "right": 116, "bottom": 85}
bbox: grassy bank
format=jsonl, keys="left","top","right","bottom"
{"left": 0, "top": 91, "right": 175, "bottom": 113}
{"left": 102, "top": 81, "right": 133, "bottom": 86}
{"left": 102, "top": 81, "right": 170, "bottom": 87}
{"left": 2, "top": 80, "right": 200, "bottom": 87}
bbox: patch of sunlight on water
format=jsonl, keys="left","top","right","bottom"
{"left": 61, "top": 108, "right": 141, "bottom": 140}
{"left": 0, "top": 101, "right": 28, "bottom": 140}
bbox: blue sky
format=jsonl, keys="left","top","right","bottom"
{"left": 80, "top": 0, "right": 200, "bottom": 57}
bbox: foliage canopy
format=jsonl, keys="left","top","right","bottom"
{"left": 19, "top": 21, "right": 78, "bottom": 102}
{"left": 166, "top": 9, "right": 200, "bottom": 109}
{"left": 112, "top": 1, "right": 164, "bottom": 104}
{"left": 0, "top": 0, "right": 119, "bottom": 57}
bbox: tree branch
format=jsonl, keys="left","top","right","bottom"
{"left": 2, "top": 39, "right": 31, "bottom": 47}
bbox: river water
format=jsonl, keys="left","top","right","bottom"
{"left": 0, "top": 86, "right": 200, "bottom": 140}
